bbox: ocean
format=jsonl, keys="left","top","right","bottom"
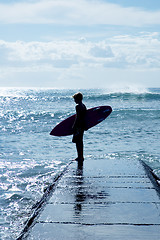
{"left": 0, "top": 87, "right": 160, "bottom": 239}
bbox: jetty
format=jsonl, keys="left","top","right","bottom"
{"left": 18, "top": 156, "right": 160, "bottom": 240}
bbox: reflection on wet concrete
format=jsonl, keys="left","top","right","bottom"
{"left": 74, "top": 162, "right": 110, "bottom": 217}
{"left": 74, "top": 164, "right": 84, "bottom": 215}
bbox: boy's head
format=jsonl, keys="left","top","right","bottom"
{"left": 73, "top": 92, "right": 83, "bottom": 103}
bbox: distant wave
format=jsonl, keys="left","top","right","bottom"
{"left": 85, "top": 91, "right": 160, "bottom": 102}
{"left": 0, "top": 87, "right": 160, "bottom": 102}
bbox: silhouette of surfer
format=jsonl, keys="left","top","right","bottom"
{"left": 72, "top": 92, "right": 87, "bottom": 166}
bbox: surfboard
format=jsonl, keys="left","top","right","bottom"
{"left": 50, "top": 105, "right": 112, "bottom": 137}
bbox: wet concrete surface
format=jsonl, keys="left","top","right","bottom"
{"left": 24, "top": 157, "right": 160, "bottom": 240}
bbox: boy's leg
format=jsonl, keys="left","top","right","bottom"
{"left": 76, "top": 141, "right": 84, "bottom": 160}
{"left": 76, "top": 141, "right": 84, "bottom": 168}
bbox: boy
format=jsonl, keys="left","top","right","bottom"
{"left": 72, "top": 92, "right": 87, "bottom": 166}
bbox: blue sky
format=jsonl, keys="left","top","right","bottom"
{"left": 0, "top": 0, "right": 160, "bottom": 90}
{"left": 105, "top": 0, "right": 160, "bottom": 10}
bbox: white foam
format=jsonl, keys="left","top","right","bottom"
{"left": 103, "top": 85, "right": 149, "bottom": 94}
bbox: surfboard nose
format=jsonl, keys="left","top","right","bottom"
{"left": 103, "top": 106, "right": 112, "bottom": 113}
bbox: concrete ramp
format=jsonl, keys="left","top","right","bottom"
{"left": 19, "top": 157, "right": 160, "bottom": 240}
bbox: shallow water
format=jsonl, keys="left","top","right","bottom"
{"left": 0, "top": 87, "right": 160, "bottom": 239}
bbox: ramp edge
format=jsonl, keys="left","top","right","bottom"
{"left": 16, "top": 160, "right": 74, "bottom": 240}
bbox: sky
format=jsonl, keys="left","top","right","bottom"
{"left": 0, "top": 0, "right": 160, "bottom": 89}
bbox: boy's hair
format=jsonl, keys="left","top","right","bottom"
{"left": 73, "top": 92, "right": 83, "bottom": 101}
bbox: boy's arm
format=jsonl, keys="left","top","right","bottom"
{"left": 72, "top": 105, "right": 82, "bottom": 130}
{"left": 72, "top": 105, "right": 79, "bottom": 131}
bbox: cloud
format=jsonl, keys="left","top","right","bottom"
{"left": 0, "top": 40, "right": 114, "bottom": 67}
{"left": 110, "top": 33, "right": 160, "bottom": 69}
{"left": 0, "top": 32, "right": 160, "bottom": 72}
{"left": 0, "top": 0, "right": 160, "bottom": 26}
{"left": 89, "top": 46, "right": 114, "bottom": 58}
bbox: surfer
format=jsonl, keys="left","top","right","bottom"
{"left": 72, "top": 92, "right": 87, "bottom": 166}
